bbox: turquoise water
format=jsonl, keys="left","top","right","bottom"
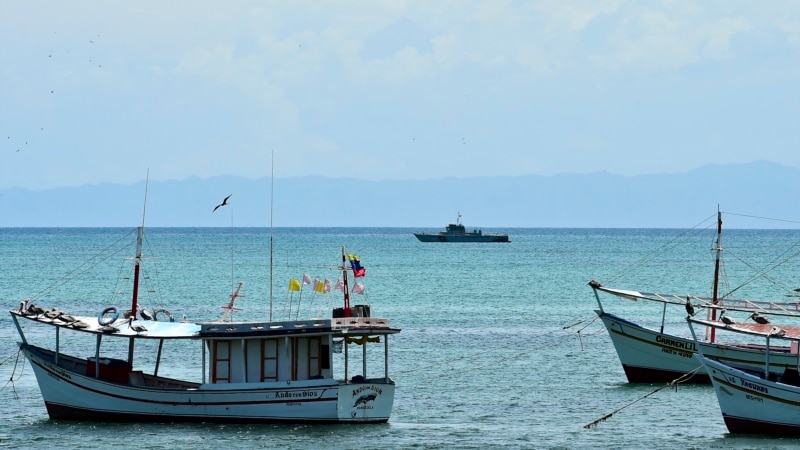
{"left": 2, "top": 226, "right": 800, "bottom": 449}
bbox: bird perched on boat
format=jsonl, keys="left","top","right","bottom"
{"left": 685, "top": 296, "right": 696, "bottom": 317}
{"left": 26, "top": 303, "right": 45, "bottom": 316}
{"left": 44, "top": 308, "right": 62, "bottom": 319}
{"left": 128, "top": 317, "right": 147, "bottom": 334}
{"left": 770, "top": 326, "right": 786, "bottom": 337}
{"left": 57, "top": 313, "right": 77, "bottom": 323}
{"left": 749, "top": 312, "right": 770, "bottom": 324}
{"left": 720, "top": 310, "right": 736, "bottom": 326}
{"left": 212, "top": 194, "right": 232, "bottom": 213}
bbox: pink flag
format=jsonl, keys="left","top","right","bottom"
{"left": 334, "top": 279, "right": 344, "bottom": 291}
{"left": 324, "top": 278, "right": 332, "bottom": 293}
{"left": 352, "top": 282, "right": 365, "bottom": 295}
{"left": 303, "top": 273, "right": 312, "bottom": 285}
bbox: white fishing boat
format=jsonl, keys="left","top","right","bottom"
{"left": 689, "top": 315, "right": 800, "bottom": 435}
{"left": 591, "top": 210, "right": 800, "bottom": 383}
{"left": 9, "top": 212, "right": 400, "bottom": 423}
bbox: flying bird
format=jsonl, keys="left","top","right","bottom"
{"left": 212, "top": 194, "right": 232, "bottom": 213}
{"left": 749, "top": 312, "right": 770, "bottom": 324}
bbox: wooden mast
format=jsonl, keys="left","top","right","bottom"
{"left": 710, "top": 208, "right": 722, "bottom": 342}
{"left": 130, "top": 226, "right": 143, "bottom": 319}
{"left": 127, "top": 173, "right": 149, "bottom": 365}
{"left": 130, "top": 173, "right": 149, "bottom": 320}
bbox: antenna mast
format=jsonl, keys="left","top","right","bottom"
{"left": 269, "top": 150, "right": 274, "bottom": 321}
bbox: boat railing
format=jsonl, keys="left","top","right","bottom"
{"left": 331, "top": 316, "right": 391, "bottom": 329}
{"left": 198, "top": 317, "right": 394, "bottom": 335}
{"left": 199, "top": 319, "right": 331, "bottom": 334}
{"left": 592, "top": 282, "right": 800, "bottom": 317}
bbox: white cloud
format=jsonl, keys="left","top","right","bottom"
{"left": 2, "top": 1, "right": 800, "bottom": 188}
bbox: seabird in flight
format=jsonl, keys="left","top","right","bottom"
{"left": 212, "top": 194, "right": 232, "bottom": 213}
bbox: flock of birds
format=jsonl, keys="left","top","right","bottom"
{"left": 16, "top": 299, "right": 171, "bottom": 335}
{"left": 6, "top": 34, "right": 103, "bottom": 154}
{"left": 684, "top": 296, "right": 788, "bottom": 337}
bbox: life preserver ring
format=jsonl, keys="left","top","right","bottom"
{"left": 97, "top": 306, "right": 119, "bottom": 326}
{"left": 153, "top": 308, "right": 175, "bottom": 322}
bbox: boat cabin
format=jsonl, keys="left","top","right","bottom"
{"left": 199, "top": 311, "right": 394, "bottom": 386}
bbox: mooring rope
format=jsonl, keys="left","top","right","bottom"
{"left": 583, "top": 365, "right": 704, "bottom": 429}
{"left": 395, "top": 314, "right": 602, "bottom": 379}
{"left": 0, "top": 349, "right": 26, "bottom": 399}
{"left": 571, "top": 314, "right": 600, "bottom": 351}
{"left": 0, "top": 353, "right": 15, "bottom": 367}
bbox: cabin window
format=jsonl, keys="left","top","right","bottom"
{"left": 290, "top": 337, "right": 323, "bottom": 380}
{"left": 321, "top": 344, "right": 331, "bottom": 370}
{"left": 308, "top": 337, "right": 321, "bottom": 377}
{"left": 261, "top": 339, "right": 278, "bottom": 381}
{"left": 212, "top": 341, "right": 231, "bottom": 383}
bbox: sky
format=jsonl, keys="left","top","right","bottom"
{"left": 2, "top": 1, "right": 800, "bottom": 190}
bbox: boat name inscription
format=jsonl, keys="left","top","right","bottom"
{"left": 745, "top": 394, "right": 764, "bottom": 403}
{"left": 274, "top": 390, "right": 320, "bottom": 399}
{"left": 352, "top": 384, "right": 383, "bottom": 397}
{"left": 740, "top": 378, "right": 768, "bottom": 394}
{"left": 655, "top": 335, "right": 696, "bottom": 352}
{"left": 660, "top": 347, "right": 693, "bottom": 358}
{"left": 43, "top": 361, "right": 72, "bottom": 380}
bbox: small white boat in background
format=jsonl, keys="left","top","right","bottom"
{"left": 10, "top": 214, "right": 400, "bottom": 423}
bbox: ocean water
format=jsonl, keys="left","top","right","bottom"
{"left": 2, "top": 226, "right": 800, "bottom": 449}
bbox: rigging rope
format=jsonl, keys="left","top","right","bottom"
{"left": 605, "top": 214, "right": 716, "bottom": 284}
{"left": 29, "top": 228, "right": 136, "bottom": 302}
{"left": 724, "top": 242, "right": 800, "bottom": 298}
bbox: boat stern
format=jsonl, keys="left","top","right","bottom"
{"left": 337, "top": 380, "right": 396, "bottom": 422}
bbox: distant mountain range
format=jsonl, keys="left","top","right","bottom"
{"left": 2, "top": 160, "right": 799, "bottom": 228}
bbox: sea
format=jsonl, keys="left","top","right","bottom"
{"left": 2, "top": 225, "right": 800, "bottom": 449}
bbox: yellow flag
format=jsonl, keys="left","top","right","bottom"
{"left": 288, "top": 278, "right": 301, "bottom": 291}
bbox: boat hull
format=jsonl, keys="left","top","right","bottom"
{"left": 598, "top": 311, "right": 797, "bottom": 383}
{"left": 700, "top": 356, "right": 800, "bottom": 435}
{"left": 413, "top": 233, "right": 509, "bottom": 243}
{"left": 22, "top": 344, "right": 395, "bottom": 423}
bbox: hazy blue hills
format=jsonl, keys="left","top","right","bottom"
{"left": 2, "top": 160, "right": 799, "bottom": 228}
